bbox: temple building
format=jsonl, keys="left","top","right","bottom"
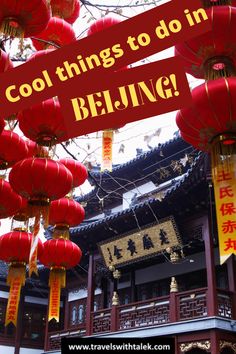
{"left": 0, "top": 136, "right": 235, "bottom": 354}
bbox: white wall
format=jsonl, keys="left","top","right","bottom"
{"left": 0, "top": 346, "right": 14, "bottom": 354}
{"left": 123, "top": 181, "right": 156, "bottom": 209}
{"left": 20, "top": 349, "right": 42, "bottom": 354}
{"left": 0, "top": 290, "right": 9, "bottom": 299}
{"left": 68, "top": 288, "right": 102, "bottom": 302}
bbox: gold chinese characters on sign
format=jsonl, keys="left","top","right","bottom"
{"left": 99, "top": 217, "right": 181, "bottom": 267}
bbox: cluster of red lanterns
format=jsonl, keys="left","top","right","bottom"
{"left": 0, "top": 0, "right": 90, "bottom": 326}
{"left": 175, "top": 0, "right": 236, "bottom": 263}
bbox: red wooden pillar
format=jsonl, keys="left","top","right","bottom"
{"left": 86, "top": 253, "right": 95, "bottom": 336}
{"left": 63, "top": 289, "right": 70, "bottom": 330}
{"left": 203, "top": 214, "right": 218, "bottom": 316}
{"left": 227, "top": 255, "right": 236, "bottom": 318}
{"left": 210, "top": 330, "right": 219, "bottom": 354}
{"left": 169, "top": 292, "right": 178, "bottom": 323}
{"left": 110, "top": 304, "right": 118, "bottom": 332}
{"left": 14, "top": 291, "right": 24, "bottom": 354}
{"left": 44, "top": 292, "right": 50, "bottom": 352}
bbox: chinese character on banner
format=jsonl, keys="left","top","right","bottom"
{"left": 213, "top": 166, "right": 236, "bottom": 264}
{"left": 101, "top": 130, "right": 114, "bottom": 172}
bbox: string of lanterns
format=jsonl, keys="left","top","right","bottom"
{"left": 0, "top": 0, "right": 87, "bottom": 327}
{"left": 175, "top": 0, "right": 236, "bottom": 263}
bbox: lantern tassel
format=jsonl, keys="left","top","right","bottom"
{"left": 1, "top": 18, "right": 24, "bottom": 38}
{"left": 211, "top": 135, "right": 236, "bottom": 264}
{"left": 53, "top": 225, "right": 70, "bottom": 240}
{"left": 101, "top": 129, "right": 114, "bottom": 172}
{"left": 48, "top": 268, "right": 66, "bottom": 322}
{"left": 5, "top": 263, "right": 26, "bottom": 327}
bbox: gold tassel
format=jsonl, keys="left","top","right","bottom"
{"left": 101, "top": 130, "right": 114, "bottom": 172}
{"left": 53, "top": 225, "right": 70, "bottom": 240}
{"left": 5, "top": 263, "right": 26, "bottom": 326}
{"left": 28, "top": 213, "right": 41, "bottom": 277}
{"left": 204, "top": 57, "right": 236, "bottom": 81}
{"left": 48, "top": 268, "right": 66, "bottom": 322}
{"left": 1, "top": 18, "right": 24, "bottom": 38}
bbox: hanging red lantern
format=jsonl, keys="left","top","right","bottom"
{"left": 9, "top": 158, "right": 73, "bottom": 208}
{"left": 0, "top": 0, "right": 51, "bottom": 38}
{"left": 28, "top": 49, "right": 55, "bottom": 61}
{"left": 202, "top": 0, "right": 235, "bottom": 6}
{"left": 18, "top": 98, "right": 69, "bottom": 146}
{"left": 175, "top": 6, "right": 236, "bottom": 79}
{"left": 0, "top": 231, "right": 43, "bottom": 326}
{"left": 176, "top": 78, "right": 236, "bottom": 151}
{"left": 31, "top": 17, "right": 76, "bottom": 50}
{"left": 39, "top": 238, "right": 82, "bottom": 321}
{"left": 176, "top": 77, "right": 236, "bottom": 264}
{"left": 59, "top": 158, "right": 88, "bottom": 188}
{"left": 87, "top": 16, "right": 121, "bottom": 36}
{"left": 87, "top": 16, "right": 127, "bottom": 172}
{"left": 49, "top": 197, "right": 85, "bottom": 239}
{"left": 0, "top": 119, "right": 4, "bottom": 136}
{"left": 50, "top": 0, "right": 80, "bottom": 24}
{"left": 0, "top": 179, "right": 22, "bottom": 219}
{"left": 0, "top": 130, "right": 28, "bottom": 169}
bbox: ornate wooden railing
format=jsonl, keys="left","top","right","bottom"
{"left": 118, "top": 296, "right": 170, "bottom": 330}
{"left": 45, "top": 288, "right": 235, "bottom": 352}
{"left": 217, "top": 289, "right": 233, "bottom": 319}
{"left": 177, "top": 288, "right": 207, "bottom": 320}
{"left": 91, "top": 308, "right": 111, "bottom": 334}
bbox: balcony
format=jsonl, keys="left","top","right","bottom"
{"left": 45, "top": 288, "right": 235, "bottom": 351}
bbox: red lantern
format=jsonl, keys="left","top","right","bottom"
{"left": 175, "top": 6, "right": 236, "bottom": 79}
{"left": 59, "top": 158, "right": 88, "bottom": 188}
{"left": 0, "top": 0, "right": 51, "bottom": 38}
{"left": 39, "top": 238, "right": 82, "bottom": 322}
{"left": 40, "top": 238, "right": 82, "bottom": 268}
{"left": 0, "top": 130, "right": 28, "bottom": 169}
{"left": 0, "top": 231, "right": 42, "bottom": 263}
{"left": 18, "top": 99, "right": 69, "bottom": 146}
{"left": 0, "top": 231, "right": 43, "bottom": 326}
{"left": 87, "top": 16, "right": 121, "bottom": 36}
{"left": 0, "top": 119, "right": 4, "bottom": 135}
{"left": 49, "top": 198, "right": 85, "bottom": 239}
{"left": 31, "top": 17, "right": 76, "bottom": 50}
{"left": 28, "top": 49, "right": 55, "bottom": 61}
{"left": 0, "top": 179, "right": 22, "bottom": 219}
{"left": 50, "top": 0, "right": 80, "bottom": 24}
{"left": 49, "top": 198, "right": 85, "bottom": 227}
{"left": 176, "top": 78, "right": 236, "bottom": 151}
{"left": 9, "top": 158, "right": 73, "bottom": 204}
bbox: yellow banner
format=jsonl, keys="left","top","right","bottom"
{"left": 213, "top": 167, "right": 236, "bottom": 264}
{"left": 5, "top": 268, "right": 25, "bottom": 326}
{"left": 101, "top": 130, "right": 113, "bottom": 172}
{"left": 48, "top": 272, "right": 61, "bottom": 322}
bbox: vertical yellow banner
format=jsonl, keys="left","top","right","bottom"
{"left": 213, "top": 167, "right": 236, "bottom": 264}
{"left": 48, "top": 274, "right": 61, "bottom": 322}
{"left": 101, "top": 130, "right": 114, "bottom": 172}
{"left": 5, "top": 273, "right": 24, "bottom": 326}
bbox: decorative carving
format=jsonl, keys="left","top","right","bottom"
{"left": 119, "top": 299, "right": 170, "bottom": 330}
{"left": 180, "top": 340, "right": 211, "bottom": 352}
{"left": 179, "top": 291, "right": 207, "bottom": 320}
{"left": 92, "top": 310, "right": 111, "bottom": 334}
{"left": 112, "top": 291, "right": 119, "bottom": 306}
{"left": 170, "top": 277, "right": 178, "bottom": 293}
{"left": 220, "top": 340, "right": 236, "bottom": 352}
{"left": 218, "top": 292, "right": 232, "bottom": 319}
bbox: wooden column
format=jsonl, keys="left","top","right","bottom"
{"left": 14, "top": 291, "right": 24, "bottom": 354}
{"left": 203, "top": 214, "right": 218, "bottom": 316}
{"left": 44, "top": 292, "right": 50, "bottom": 352}
{"left": 130, "top": 270, "right": 136, "bottom": 303}
{"left": 64, "top": 289, "right": 70, "bottom": 330}
{"left": 86, "top": 253, "right": 95, "bottom": 336}
{"left": 169, "top": 292, "right": 178, "bottom": 323}
{"left": 227, "top": 255, "right": 236, "bottom": 318}
{"left": 210, "top": 330, "right": 219, "bottom": 354}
